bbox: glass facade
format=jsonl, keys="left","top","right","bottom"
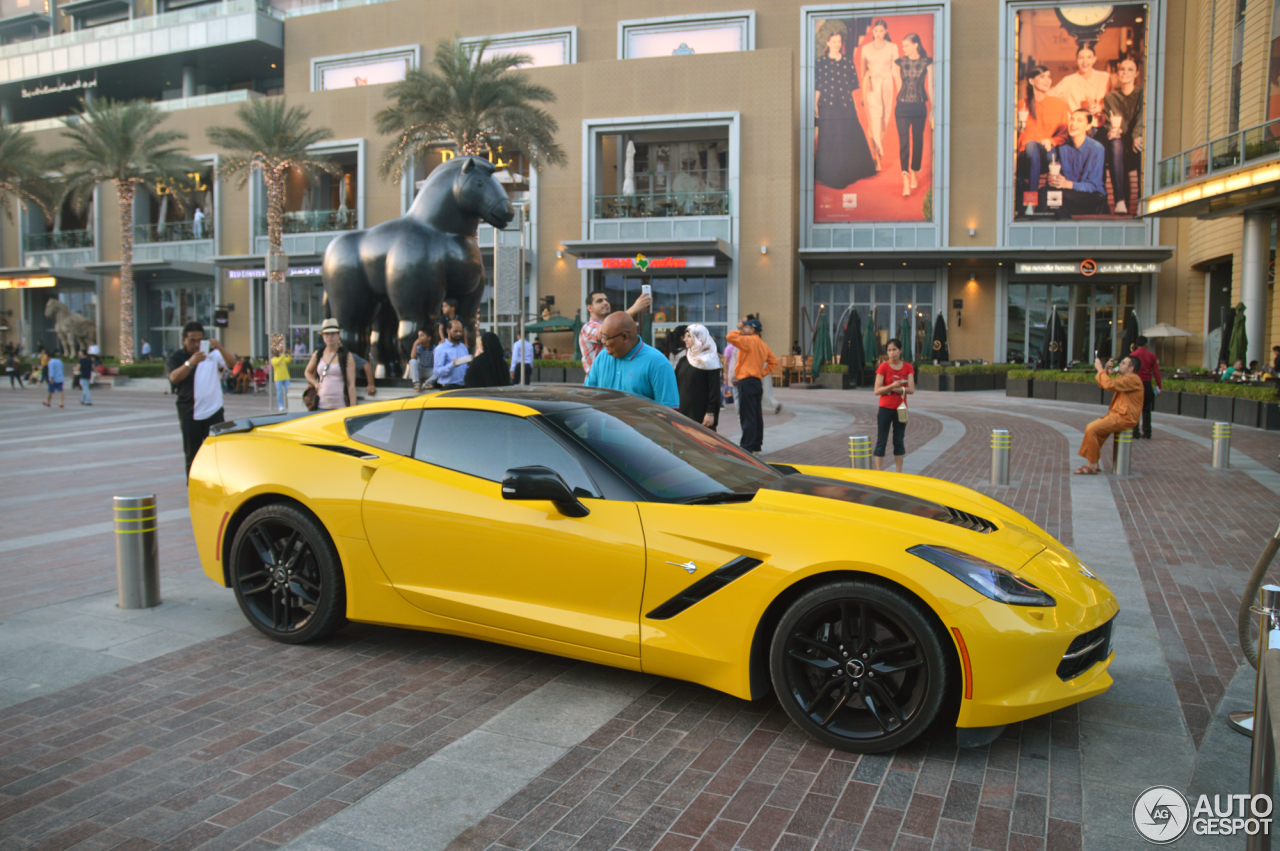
{"left": 811, "top": 281, "right": 935, "bottom": 362}
{"left": 1005, "top": 282, "right": 1137, "bottom": 364}
{"left": 146, "top": 284, "right": 214, "bottom": 356}
{"left": 599, "top": 273, "right": 729, "bottom": 352}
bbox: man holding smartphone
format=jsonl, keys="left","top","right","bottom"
{"left": 579, "top": 289, "right": 654, "bottom": 376}
{"left": 167, "top": 321, "right": 229, "bottom": 476}
{"left": 432, "top": 318, "right": 471, "bottom": 389}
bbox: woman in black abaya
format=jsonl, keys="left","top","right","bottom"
{"left": 464, "top": 331, "right": 511, "bottom": 388}
{"left": 815, "top": 24, "right": 877, "bottom": 189}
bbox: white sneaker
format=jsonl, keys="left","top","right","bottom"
{"left": 1114, "top": 200, "right": 1128, "bottom": 215}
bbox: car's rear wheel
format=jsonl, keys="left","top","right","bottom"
{"left": 229, "top": 503, "right": 346, "bottom": 643}
{"left": 769, "top": 580, "right": 949, "bottom": 753}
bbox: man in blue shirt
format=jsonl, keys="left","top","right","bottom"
{"left": 44, "top": 354, "right": 64, "bottom": 408}
{"left": 583, "top": 312, "right": 679, "bottom": 407}
{"left": 1045, "top": 109, "right": 1108, "bottom": 218}
{"left": 433, "top": 319, "right": 470, "bottom": 389}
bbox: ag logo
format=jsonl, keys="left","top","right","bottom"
{"left": 932, "top": 340, "right": 941, "bottom": 351}
{"left": 1133, "top": 786, "right": 1190, "bottom": 844}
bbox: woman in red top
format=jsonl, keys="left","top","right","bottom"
{"left": 873, "top": 338, "right": 915, "bottom": 472}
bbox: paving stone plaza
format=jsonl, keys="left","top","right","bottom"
{"left": 1, "top": 385, "right": 1278, "bottom": 851}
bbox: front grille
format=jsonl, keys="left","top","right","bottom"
{"left": 944, "top": 507, "right": 997, "bottom": 533}
{"left": 1057, "top": 617, "right": 1115, "bottom": 681}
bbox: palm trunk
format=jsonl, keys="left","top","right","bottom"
{"left": 118, "top": 181, "right": 135, "bottom": 364}
{"left": 265, "top": 167, "right": 287, "bottom": 411}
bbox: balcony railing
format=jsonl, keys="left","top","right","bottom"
{"left": 593, "top": 191, "right": 731, "bottom": 219}
{"left": 256, "top": 209, "right": 358, "bottom": 236}
{"left": 23, "top": 229, "right": 93, "bottom": 251}
{"left": 135, "top": 220, "right": 213, "bottom": 243}
{"left": 0, "top": 0, "right": 279, "bottom": 60}
{"left": 1157, "top": 117, "right": 1280, "bottom": 190}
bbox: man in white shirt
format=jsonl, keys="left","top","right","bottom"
{"left": 166, "top": 321, "right": 228, "bottom": 476}
{"left": 193, "top": 206, "right": 205, "bottom": 239}
{"left": 140, "top": 340, "right": 151, "bottom": 360}
{"left": 510, "top": 336, "right": 534, "bottom": 384}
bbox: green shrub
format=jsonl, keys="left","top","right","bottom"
{"left": 533, "top": 359, "right": 582, "bottom": 368}
{"left": 117, "top": 364, "right": 166, "bottom": 378}
{"left": 1007, "top": 369, "right": 1035, "bottom": 380}
{"left": 819, "top": 364, "right": 848, "bottom": 373}
{"left": 917, "top": 363, "right": 1018, "bottom": 375}
{"left": 1165, "top": 380, "right": 1278, "bottom": 401}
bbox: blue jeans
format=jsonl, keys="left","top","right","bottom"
{"left": 1020, "top": 143, "right": 1045, "bottom": 203}
{"left": 275, "top": 379, "right": 290, "bottom": 411}
{"left": 80, "top": 376, "right": 91, "bottom": 404}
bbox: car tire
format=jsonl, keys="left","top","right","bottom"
{"left": 229, "top": 503, "right": 347, "bottom": 644}
{"left": 769, "top": 579, "right": 950, "bottom": 753}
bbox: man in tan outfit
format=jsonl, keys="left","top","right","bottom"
{"left": 1076, "top": 354, "right": 1143, "bottom": 474}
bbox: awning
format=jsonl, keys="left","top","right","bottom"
{"left": 210, "top": 253, "right": 324, "bottom": 267}
{"left": 80, "top": 260, "right": 215, "bottom": 277}
{"left": 560, "top": 238, "right": 733, "bottom": 262}
{"left": 799, "top": 246, "right": 1175, "bottom": 269}
{"left": 0, "top": 266, "right": 96, "bottom": 284}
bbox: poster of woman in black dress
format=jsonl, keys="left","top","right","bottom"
{"left": 814, "top": 21, "right": 876, "bottom": 191}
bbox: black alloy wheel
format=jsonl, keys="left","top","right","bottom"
{"left": 770, "top": 580, "right": 950, "bottom": 753}
{"left": 229, "top": 503, "right": 346, "bottom": 643}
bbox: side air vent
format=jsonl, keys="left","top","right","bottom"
{"left": 646, "top": 556, "right": 764, "bottom": 620}
{"left": 945, "top": 508, "right": 997, "bottom": 534}
{"left": 304, "top": 444, "right": 379, "bottom": 461}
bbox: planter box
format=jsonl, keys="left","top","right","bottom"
{"left": 1057, "top": 382, "right": 1103, "bottom": 406}
{"left": 1262, "top": 402, "right": 1280, "bottom": 431}
{"left": 1234, "top": 398, "right": 1261, "bottom": 428}
{"left": 1180, "top": 393, "right": 1207, "bottom": 419}
{"left": 916, "top": 373, "right": 947, "bottom": 392}
{"left": 951, "top": 374, "right": 995, "bottom": 392}
{"left": 1033, "top": 379, "right": 1058, "bottom": 400}
{"left": 565, "top": 367, "right": 585, "bottom": 384}
{"left": 1206, "top": 395, "right": 1234, "bottom": 424}
{"left": 1153, "top": 390, "right": 1180, "bottom": 415}
{"left": 1006, "top": 378, "right": 1033, "bottom": 398}
{"left": 816, "top": 373, "right": 846, "bottom": 390}
{"left": 992, "top": 372, "right": 1008, "bottom": 391}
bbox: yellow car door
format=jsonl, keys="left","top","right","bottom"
{"left": 361, "top": 407, "right": 646, "bottom": 662}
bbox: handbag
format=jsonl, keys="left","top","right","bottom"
{"left": 303, "top": 384, "right": 319, "bottom": 411}
{"left": 897, "top": 390, "right": 909, "bottom": 423}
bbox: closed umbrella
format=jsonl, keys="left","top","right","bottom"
{"left": 864, "top": 306, "right": 879, "bottom": 365}
{"left": 840, "top": 308, "right": 864, "bottom": 386}
{"left": 1228, "top": 302, "right": 1249, "bottom": 366}
{"left": 1120, "top": 309, "right": 1139, "bottom": 358}
{"left": 1046, "top": 305, "right": 1066, "bottom": 369}
{"left": 1217, "top": 306, "right": 1236, "bottom": 368}
{"left": 571, "top": 312, "right": 584, "bottom": 361}
{"left": 931, "top": 312, "right": 949, "bottom": 362}
{"left": 811, "top": 309, "right": 833, "bottom": 381}
{"left": 921, "top": 311, "right": 934, "bottom": 364}
{"left": 623, "top": 140, "right": 636, "bottom": 196}
{"left": 898, "top": 314, "right": 913, "bottom": 362}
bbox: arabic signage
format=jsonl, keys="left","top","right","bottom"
{"left": 21, "top": 78, "right": 97, "bottom": 98}
{"left": 575, "top": 254, "right": 716, "bottom": 271}
{"left": 1015, "top": 261, "right": 1161, "bottom": 275}
{"left": 226, "top": 267, "right": 323, "bottom": 278}
{"left": 0, "top": 277, "right": 56, "bottom": 289}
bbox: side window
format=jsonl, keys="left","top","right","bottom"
{"left": 413, "top": 410, "right": 600, "bottom": 497}
{"left": 346, "top": 410, "right": 420, "bottom": 456}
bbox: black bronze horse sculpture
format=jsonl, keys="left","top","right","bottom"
{"left": 322, "top": 155, "right": 515, "bottom": 364}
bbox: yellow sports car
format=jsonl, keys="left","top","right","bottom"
{"left": 189, "top": 386, "right": 1117, "bottom": 753}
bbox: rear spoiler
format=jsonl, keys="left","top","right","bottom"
{"left": 210, "top": 411, "right": 316, "bottom": 436}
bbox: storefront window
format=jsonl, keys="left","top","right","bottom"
{"left": 288, "top": 278, "right": 325, "bottom": 353}
{"left": 147, "top": 285, "right": 214, "bottom": 355}
{"left": 256, "top": 151, "right": 359, "bottom": 236}
{"left": 812, "top": 281, "right": 934, "bottom": 362}
{"left": 596, "top": 134, "right": 730, "bottom": 218}
{"left": 137, "top": 165, "right": 214, "bottom": 243}
{"left": 1007, "top": 282, "right": 1134, "bottom": 364}
{"left": 599, "top": 273, "right": 728, "bottom": 350}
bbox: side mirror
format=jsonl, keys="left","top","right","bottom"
{"left": 501, "top": 466, "right": 590, "bottom": 518}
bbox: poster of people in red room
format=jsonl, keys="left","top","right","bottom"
{"left": 1014, "top": 4, "right": 1148, "bottom": 221}
{"left": 812, "top": 10, "right": 937, "bottom": 223}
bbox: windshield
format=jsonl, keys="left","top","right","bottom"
{"left": 543, "top": 403, "right": 781, "bottom": 500}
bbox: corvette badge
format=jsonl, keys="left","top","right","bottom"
{"left": 667, "top": 560, "right": 697, "bottom": 574}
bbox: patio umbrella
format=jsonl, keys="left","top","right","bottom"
{"left": 1045, "top": 305, "right": 1066, "bottom": 369}
{"left": 1140, "top": 322, "right": 1194, "bottom": 366}
{"left": 921, "top": 311, "right": 934, "bottom": 364}
{"left": 623, "top": 140, "right": 636, "bottom": 196}
{"left": 1217, "top": 306, "right": 1236, "bottom": 368}
{"left": 1228, "top": 302, "right": 1249, "bottom": 366}
{"left": 898, "top": 314, "right": 913, "bottom": 362}
{"left": 931, "top": 312, "right": 949, "bottom": 362}
{"left": 522, "top": 316, "right": 578, "bottom": 333}
{"left": 811, "top": 308, "right": 833, "bottom": 381}
{"left": 863, "top": 307, "right": 879, "bottom": 365}
{"left": 1120, "top": 309, "right": 1139, "bottom": 357}
{"left": 840, "top": 308, "right": 864, "bottom": 386}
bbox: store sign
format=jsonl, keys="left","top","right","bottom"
{"left": 226, "top": 267, "right": 323, "bottom": 278}
{"left": 0, "top": 277, "right": 56, "bottom": 289}
{"left": 1015, "top": 262, "right": 1161, "bottom": 275}
{"left": 576, "top": 254, "right": 716, "bottom": 270}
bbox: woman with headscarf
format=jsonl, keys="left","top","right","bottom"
{"left": 464, "top": 331, "right": 511, "bottom": 388}
{"left": 674, "top": 323, "right": 722, "bottom": 430}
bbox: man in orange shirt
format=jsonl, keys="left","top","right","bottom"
{"left": 725, "top": 316, "right": 778, "bottom": 455}
{"left": 1075, "top": 354, "right": 1143, "bottom": 475}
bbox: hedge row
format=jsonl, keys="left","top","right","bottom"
{"left": 1010, "top": 370, "right": 1277, "bottom": 400}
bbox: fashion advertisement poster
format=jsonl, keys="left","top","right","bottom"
{"left": 1014, "top": 4, "right": 1148, "bottom": 221}
{"left": 812, "top": 11, "right": 938, "bottom": 223}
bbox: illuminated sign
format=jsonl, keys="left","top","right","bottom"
{"left": 576, "top": 254, "right": 716, "bottom": 270}
{"left": 226, "top": 267, "right": 323, "bottom": 278}
{"left": 1015, "top": 262, "right": 1161, "bottom": 275}
{"left": 0, "top": 277, "right": 57, "bottom": 289}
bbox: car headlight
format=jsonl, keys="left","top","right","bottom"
{"left": 908, "top": 544, "right": 1056, "bottom": 607}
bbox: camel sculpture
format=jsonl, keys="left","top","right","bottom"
{"left": 322, "top": 156, "right": 515, "bottom": 365}
{"left": 44, "top": 299, "right": 97, "bottom": 356}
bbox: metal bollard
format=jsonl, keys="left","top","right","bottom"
{"left": 1246, "top": 585, "right": 1280, "bottom": 851}
{"left": 114, "top": 495, "right": 160, "bottom": 609}
{"left": 990, "top": 429, "right": 1011, "bottom": 486}
{"left": 1212, "top": 421, "right": 1232, "bottom": 469}
{"left": 849, "top": 435, "right": 872, "bottom": 470}
{"left": 1112, "top": 431, "right": 1132, "bottom": 477}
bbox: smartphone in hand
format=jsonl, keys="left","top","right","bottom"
{"left": 199, "top": 340, "right": 211, "bottom": 355}
{"left": 641, "top": 284, "right": 652, "bottom": 298}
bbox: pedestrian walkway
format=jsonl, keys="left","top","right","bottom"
{"left": 0, "top": 384, "right": 1276, "bottom": 851}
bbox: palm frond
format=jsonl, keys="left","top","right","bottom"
{"left": 0, "top": 123, "right": 49, "bottom": 222}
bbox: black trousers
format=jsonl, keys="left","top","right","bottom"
{"left": 737, "top": 376, "right": 764, "bottom": 452}
{"left": 895, "top": 109, "right": 926, "bottom": 173}
{"left": 1133, "top": 380, "right": 1153, "bottom": 438}
{"left": 180, "top": 407, "right": 225, "bottom": 476}
{"left": 875, "top": 406, "right": 907, "bottom": 457}
{"left": 1041, "top": 187, "right": 1109, "bottom": 218}
{"left": 512, "top": 366, "right": 532, "bottom": 384}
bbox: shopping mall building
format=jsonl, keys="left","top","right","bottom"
{"left": 0, "top": 0, "right": 1276, "bottom": 370}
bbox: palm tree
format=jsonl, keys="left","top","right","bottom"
{"left": 52, "top": 99, "right": 200, "bottom": 364}
{"left": 0, "top": 123, "right": 48, "bottom": 223}
{"left": 376, "top": 37, "right": 566, "bottom": 181}
{"left": 206, "top": 98, "right": 335, "bottom": 410}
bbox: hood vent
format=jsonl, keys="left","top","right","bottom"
{"left": 768, "top": 475, "right": 996, "bottom": 534}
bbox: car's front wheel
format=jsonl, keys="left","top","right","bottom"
{"left": 769, "top": 579, "right": 950, "bottom": 753}
{"left": 229, "top": 503, "right": 346, "bottom": 643}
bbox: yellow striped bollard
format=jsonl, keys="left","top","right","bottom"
{"left": 990, "top": 429, "right": 1011, "bottom": 486}
{"left": 114, "top": 495, "right": 160, "bottom": 609}
{"left": 849, "top": 436, "right": 872, "bottom": 469}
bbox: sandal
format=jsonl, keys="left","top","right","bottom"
{"left": 41, "top": 401, "right": 49, "bottom": 407}
{"left": 1073, "top": 465, "right": 1097, "bottom": 475}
